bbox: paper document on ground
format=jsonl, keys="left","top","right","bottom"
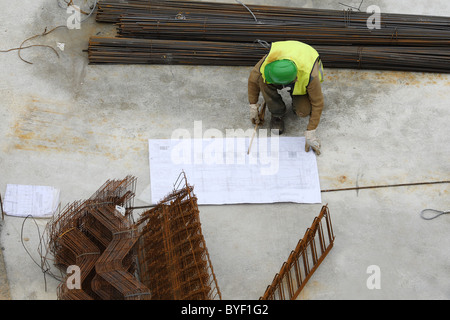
{"left": 148, "top": 137, "right": 321, "bottom": 205}
{"left": 3, "top": 184, "right": 60, "bottom": 218}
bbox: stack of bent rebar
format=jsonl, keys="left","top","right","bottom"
{"left": 46, "top": 174, "right": 221, "bottom": 300}
{"left": 88, "top": 0, "right": 450, "bottom": 73}
{"left": 136, "top": 172, "right": 221, "bottom": 300}
{"left": 47, "top": 176, "right": 151, "bottom": 300}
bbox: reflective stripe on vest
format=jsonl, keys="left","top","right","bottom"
{"left": 260, "top": 41, "right": 322, "bottom": 95}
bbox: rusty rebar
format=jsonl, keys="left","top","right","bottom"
{"left": 136, "top": 171, "right": 221, "bottom": 300}
{"left": 46, "top": 175, "right": 151, "bottom": 300}
{"left": 87, "top": 36, "right": 450, "bottom": 73}
{"left": 46, "top": 173, "right": 221, "bottom": 300}
{"left": 0, "top": 193, "right": 4, "bottom": 220}
{"left": 115, "top": 15, "right": 450, "bottom": 47}
{"left": 96, "top": 0, "right": 450, "bottom": 31}
{"left": 321, "top": 180, "right": 450, "bottom": 193}
{"left": 87, "top": 0, "right": 450, "bottom": 73}
{"left": 260, "top": 205, "right": 335, "bottom": 300}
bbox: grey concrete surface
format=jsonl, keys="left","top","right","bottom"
{"left": 0, "top": 224, "right": 11, "bottom": 300}
{"left": 0, "top": 0, "right": 449, "bottom": 300}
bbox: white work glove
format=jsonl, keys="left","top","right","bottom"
{"left": 305, "top": 129, "right": 321, "bottom": 155}
{"left": 250, "top": 103, "right": 260, "bottom": 125}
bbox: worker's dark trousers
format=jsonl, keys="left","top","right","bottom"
{"left": 258, "top": 76, "right": 312, "bottom": 119}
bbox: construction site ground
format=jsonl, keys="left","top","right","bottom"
{"left": 0, "top": 0, "right": 449, "bottom": 300}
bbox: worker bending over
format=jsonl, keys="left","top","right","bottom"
{"left": 248, "top": 40, "right": 325, "bottom": 155}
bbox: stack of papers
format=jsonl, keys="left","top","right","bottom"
{"left": 3, "top": 184, "right": 60, "bottom": 218}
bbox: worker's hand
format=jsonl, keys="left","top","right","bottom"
{"left": 250, "top": 103, "right": 260, "bottom": 125}
{"left": 305, "top": 129, "right": 321, "bottom": 155}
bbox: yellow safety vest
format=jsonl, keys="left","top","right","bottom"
{"left": 260, "top": 41, "right": 323, "bottom": 95}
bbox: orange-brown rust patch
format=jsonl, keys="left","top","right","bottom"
{"left": 296, "top": 281, "right": 324, "bottom": 300}
{"left": 338, "top": 175, "right": 347, "bottom": 183}
{"left": 10, "top": 101, "right": 144, "bottom": 161}
{"left": 324, "top": 69, "right": 448, "bottom": 86}
{"left": 15, "top": 130, "right": 35, "bottom": 140}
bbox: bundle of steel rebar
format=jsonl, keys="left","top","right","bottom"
{"left": 88, "top": 0, "right": 450, "bottom": 72}
{"left": 96, "top": 0, "right": 450, "bottom": 31}
{"left": 116, "top": 15, "right": 450, "bottom": 47}
{"left": 316, "top": 45, "right": 450, "bottom": 73}
{"left": 88, "top": 37, "right": 268, "bottom": 65}
{"left": 88, "top": 37, "right": 450, "bottom": 73}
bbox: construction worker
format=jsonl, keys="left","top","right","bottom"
{"left": 248, "top": 40, "right": 324, "bottom": 155}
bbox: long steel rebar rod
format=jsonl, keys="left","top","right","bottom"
{"left": 321, "top": 180, "right": 450, "bottom": 193}
{"left": 0, "top": 193, "right": 4, "bottom": 220}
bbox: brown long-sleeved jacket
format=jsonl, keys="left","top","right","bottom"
{"left": 248, "top": 55, "right": 324, "bottom": 131}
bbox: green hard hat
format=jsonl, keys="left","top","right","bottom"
{"left": 264, "top": 59, "right": 297, "bottom": 85}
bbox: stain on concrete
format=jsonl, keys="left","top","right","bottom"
{"left": 6, "top": 96, "right": 149, "bottom": 161}
{"left": 296, "top": 280, "right": 325, "bottom": 300}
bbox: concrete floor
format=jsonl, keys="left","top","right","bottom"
{"left": 0, "top": 0, "right": 449, "bottom": 300}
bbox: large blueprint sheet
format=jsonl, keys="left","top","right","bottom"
{"left": 148, "top": 137, "right": 321, "bottom": 205}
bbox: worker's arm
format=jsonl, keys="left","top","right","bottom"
{"left": 248, "top": 56, "right": 266, "bottom": 124}
{"left": 248, "top": 56, "right": 266, "bottom": 104}
{"left": 305, "top": 60, "right": 325, "bottom": 131}
{"left": 304, "top": 60, "right": 324, "bottom": 155}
